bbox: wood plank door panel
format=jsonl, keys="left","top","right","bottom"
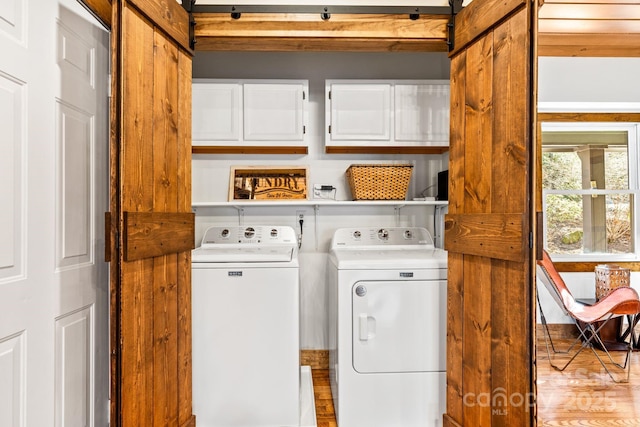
{"left": 444, "top": 1, "right": 534, "bottom": 426}
{"left": 110, "top": 0, "right": 194, "bottom": 425}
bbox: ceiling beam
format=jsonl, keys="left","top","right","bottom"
{"left": 192, "top": 12, "right": 451, "bottom": 52}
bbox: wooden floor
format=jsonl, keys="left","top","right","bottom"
{"left": 311, "top": 342, "right": 640, "bottom": 426}
{"left": 536, "top": 338, "right": 640, "bottom": 426}
{"left": 311, "top": 368, "right": 337, "bottom": 427}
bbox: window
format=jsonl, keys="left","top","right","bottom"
{"left": 541, "top": 122, "right": 640, "bottom": 260}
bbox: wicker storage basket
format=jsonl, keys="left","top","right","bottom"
{"left": 595, "top": 264, "right": 630, "bottom": 301}
{"left": 346, "top": 164, "right": 413, "bottom": 200}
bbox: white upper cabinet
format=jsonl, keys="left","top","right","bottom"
{"left": 192, "top": 79, "right": 308, "bottom": 146}
{"left": 394, "top": 83, "right": 449, "bottom": 144}
{"left": 193, "top": 82, "right": 242, "bottom": 142}
{"left": 326, "top": 79, "right": 450, "bottom": 147}
{"left": 244, "top": 83, "right": 306, "bottom": 141}
{"left": 328, "top": 83, "right": 391, "bottom": 141}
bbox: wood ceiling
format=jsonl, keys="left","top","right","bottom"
{"left": 538, "top": 0, "right": 640, "bottom": 57}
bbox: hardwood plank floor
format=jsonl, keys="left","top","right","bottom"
{"left": 312, "top": 368, "right": 337, "bottom": 427}
{"left": 311, "top": 342, "right": 640, "bottom": 426}
{"left": 537, "top": 339, "right": 640, "bottom": 426}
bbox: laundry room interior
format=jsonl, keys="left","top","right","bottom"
{"left": 191, "top": 50, "right": 451, "bottom": 351}
{"left": 190, "top": 49, "right": 452, "bottom": 426}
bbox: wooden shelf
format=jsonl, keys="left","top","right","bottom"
{"left": 325, "top": 146, "right": 449, "bottom": 155}
{"left": 192, "top": 145, "right": 308, "bottom": 155}
{"left": 192, "top": 200, "right": 448, "bottom": 208}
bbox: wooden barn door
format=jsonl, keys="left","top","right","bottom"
{"left": 108, "top": 0, "right": 195, "bottom": 425}
{"left": 444, "top": 1, "right": 535, "bottom": 426}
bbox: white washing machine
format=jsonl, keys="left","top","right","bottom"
{"left": 328, "top": 227, "right": 447, "bottom": 427}
{"left": 192, "top": 225, "right": 301, "bottom": 427}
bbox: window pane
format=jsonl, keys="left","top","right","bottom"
{"left": 545, "top": 193, "right": 583, "bottom": 254}
{"left": 605, "top": 151, "right": 628, "bottom": 190}
{"left": 542, "top": 152, "right": 581, "bottom": 190}
{"left": 545, "top": 193, "right": 634, "bottom": 255}
{"left": 606, "top": 194, "right": 632, "bottom": 253}
{"left": 541, "top": 127, "right": 629, "bottom": 190}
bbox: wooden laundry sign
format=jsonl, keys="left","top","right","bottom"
{"left": 229, "top": 166, "right": 308, "bottom": 200}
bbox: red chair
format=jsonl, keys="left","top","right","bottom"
{"left": 536, "top": 250, "right": 640, "bottom": 383}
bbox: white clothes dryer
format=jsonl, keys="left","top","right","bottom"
{"left": 328, "top": 227, "right": 447, "bottom": 427}
{"left": 192, "top": 225, "right": 300, "bottom": 427}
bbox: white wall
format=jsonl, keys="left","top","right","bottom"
{"left": 192, "top": 51, "right": 450, "bottom": 348}
{"left": 538, "top": 56, "right": 640, "bottom": 324}
{"left": 538, "top": 57, "right": 640, "bottom": 104}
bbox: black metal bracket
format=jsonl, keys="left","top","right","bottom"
{"left": 182, "top": 0, "right": 197, "bottom": 51}
{"left": 447, "top": 0, "right": 463, "bottom": 52}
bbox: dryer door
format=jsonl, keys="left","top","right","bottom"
{"left": 352, "top": 280, "right": 446, "bottom": 373}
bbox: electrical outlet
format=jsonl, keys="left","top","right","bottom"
{"left": 296, "top": 210, "right": 305, "bottom": 222}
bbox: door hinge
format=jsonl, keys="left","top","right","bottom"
{"left": 529, "top": 232, "right": 533, "bottom": 249}
{"left": 303, "top": 90, "right": 306, "bottom": 100}
{"left": 328, "top": 125, "right": 331, "bottom": 134}
{"left": 328, "top": 90, "right": 331, "bottom": 100}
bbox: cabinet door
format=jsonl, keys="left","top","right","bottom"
{"left": 244, "top": 83, "right": 305, "bottom": 141}
{"left": 395, "top": 83, "right": 450, "bottom": 145}
{"left": 192, "top": 82, "right": 241, "bottom": 145}
{"left": 328, "top": 83, "right": 391, "bottom": 143}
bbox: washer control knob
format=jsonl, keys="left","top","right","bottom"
{"left": 220, "top": 228, "right": 230, "bottom": 238}
{"left": 353, "top": 230, "right": 361, "bottom": 239}
{"left": 404, "top": 230, "right": 414, "bottom": 239}
{"left": 377, "top": 228, "right": 389, "bottom": 241}
{"left": 244, "top": 227, "right": 255, "bottom": 239}
{"left": 355, "top": 285, "right": 367, "bottom": 297}
{"left": 270, "top": 228, "right": 278, "bottom": 238}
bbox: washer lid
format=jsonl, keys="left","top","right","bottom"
{"left": 192, "top": 245, "right": 294, "bottom": 263}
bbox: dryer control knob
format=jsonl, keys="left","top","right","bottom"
{"left": 377, "top": 228, "right": 389, "bottom": 241}
{"left": 244, "top": 227, "right": 255, "bottom": 239}
{"left": 355, "top": 285, "right": 367, "bottom": 297}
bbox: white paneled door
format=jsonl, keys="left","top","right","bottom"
{"left": 0, "top": 0, "right": 110, "bottom": 426}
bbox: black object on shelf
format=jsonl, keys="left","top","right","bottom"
{"left": 437, "top": 170, "right": 448, "bottom": 201}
